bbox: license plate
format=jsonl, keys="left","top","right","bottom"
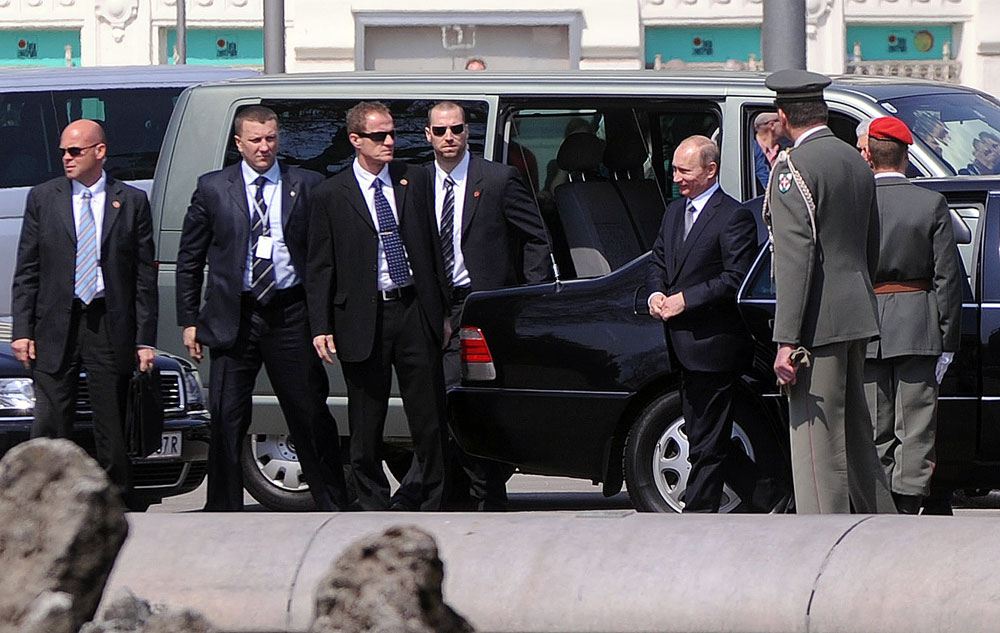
{"left": 149, "top": 431, "right": 182, "bottom": 459}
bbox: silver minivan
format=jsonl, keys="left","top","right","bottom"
{"left": 152, "top": 71, "right": 1000, "bottom": 510}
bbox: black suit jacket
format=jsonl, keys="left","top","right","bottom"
{"left": 306, "top": 161, "right": 449, "bottom": 363}
{"left": 175, "top": 162, "right": 323, "bottom": 350}
{"left": 645, "top": 188, "right": 756, "bottom": 373}
{"left": 431, "top": 155, "right": 552, "bottom": 290}
{"left": 12, "top": 175, "right": 157, "bottom": 374}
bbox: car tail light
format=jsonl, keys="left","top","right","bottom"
{"left": 460, "top": 327, "right": 497, "bottom": 381}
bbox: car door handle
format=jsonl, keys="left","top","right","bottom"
{"left": 634, "top": 285, "right": 649, "bottom": 315}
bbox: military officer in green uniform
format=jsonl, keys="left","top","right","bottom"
{"left": 862, "top": 116, "right": 962, "bottom": 515}
{"left": 764, "top": 69, "right": 895, "bottom": 514}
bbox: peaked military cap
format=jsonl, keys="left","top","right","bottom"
{"left": 765, "top": 69, "right": 831, "bottom": 100}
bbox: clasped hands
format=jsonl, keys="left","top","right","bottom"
{"left": 648, "top": 292, "right": 685, "bottom": 321}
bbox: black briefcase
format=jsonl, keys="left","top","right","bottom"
{"left": 125, "top": 367, "right": 164, "bottom": 458}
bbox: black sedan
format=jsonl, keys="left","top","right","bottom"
{"left": 450, "top": 177, "right": 1000, "bottom": 512}
{"left": 0, "top": 341, "right": 210, "bottom": 510}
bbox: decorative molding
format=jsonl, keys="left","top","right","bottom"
{"left": 26, "top": 0, "right": 43, "bottom": 7}
{"left": 196, "top": 0, "right": 213, "bottom": 6}
{"left": 231, "top": 0, "right": 248, "bottom": 6}
{"left": 59, "top": 0, "right": 75, "bottom": 5}
{"left": 0, "top": 0, "right": 10, "bottom": 8}
{"left": 95, "top": 0, "right": 138, "bottom": 43}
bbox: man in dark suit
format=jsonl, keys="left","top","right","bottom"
{"left": 394, "top": 100, "right": 554, "bottom": 511}
{"left": 176, "top": 105, "right": 348, "bottom": 512}
{"left": 863, "top": 116, "right": 962, "bottom": 514}
{"left": 12, "top": 119, "right": 157, "bottom": 493}
{"left": 307, "top": 101, "right": 451, "bottom": 511}
{"left": 645, "top": 135, "right": 758, "bottom": 513}
{"left": 766, "top": 70, "right": 895, "bottom": 514}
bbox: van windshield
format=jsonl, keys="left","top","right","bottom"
{"left": 0, "top": 87, "right": 182, "bottom": 188}
{"left": 882, "top": 93, "right": 1000, "bottom": 176}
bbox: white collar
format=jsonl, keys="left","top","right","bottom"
{"left": 72, "top": 171, "right": 106, "bottom": 196}
{"left": 241, "top": 160, "right": 280, "bottom": 185}
{"left": 794, "top": 125, "right": 829, "bottom": 147}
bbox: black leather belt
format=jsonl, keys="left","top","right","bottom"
{"left": 379, "top": 285, "right": 415, "bottom": 301}
{"left": 451, "top": 284, "right": 473, "bottom": 304}
{"left": 243, "top": 284, "right": 305, "bottom": 310}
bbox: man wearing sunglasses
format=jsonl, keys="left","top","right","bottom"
{"left": 176, "top": 105, "right": 349, "bottom": 512}
{"left": 12, "top": 119, "right": 157, "bottom": 498}
{"left": 307, "top": 101, "right": 451, "bottom": 511}
{"left": 393, "top": 100, "right": 554, "bottom": 512}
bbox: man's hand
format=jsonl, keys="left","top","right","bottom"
{"left": 442, "top": 317, "right": 453, "bottom": 350}
{"left": 183, "top": 326, "right": 202, "bottom": 363}
{"left": 12, "top": 338, "right": 35, "bottom": 369}
{"left": 648, "top": 293, "right": 667, "bottom": 320}
{"left": 774, "top": 343, "right": 799, "bottom": 386}
{"left": 659, "top": 292, "right": 686, "bottom": 319}
{"left": 137, "top": 347, "right": 155, "bottom": 372}
{"left": 313, "top": 334, "right": 336, "bottom": 364}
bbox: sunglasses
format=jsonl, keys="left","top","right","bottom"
{"left": 59, "top": 143, "right": 101, "bottom": 157}
{"left": 356, "top": 130, "right": 396, "bottom": 143}
{"left": 430, "top": 124, "right": 466, "bottom": 137}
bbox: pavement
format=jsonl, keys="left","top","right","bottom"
{"left": 147, "top": 473, "right": 1000, "bottom": 515}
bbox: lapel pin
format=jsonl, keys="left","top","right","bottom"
{"left": 400, "top": 179, "right": 408, "bottom": 186}
{"left": 290, "top": 190, "right": 296, "bottom": 197}
{"left": 112, "top": 200, "right": 121, "bottom": 208}
{"left": 473, "top": 190, "right": 481, "bottom": 198}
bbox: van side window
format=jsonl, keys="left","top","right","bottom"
{"left": 0, "top": 95, "right": 57, "bottom": 188}
{"left": 226, "top": 100, "right": 489, "bottom": 177}
{"left": 505, "top": 102, "right": 720, "bottom": 279}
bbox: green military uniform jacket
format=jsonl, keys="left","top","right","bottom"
{"left": 768, "top": 127, "right": 880, "bottom": 347}
{"left": 866, "top": 175, "right": 962, "bottom": 359}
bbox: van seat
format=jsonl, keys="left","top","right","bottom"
{"left": 604, "top": 135, "right": 667, "bottom": 250}
{"left": 554, "top": 133, "right": 644, "bottom": 276}
{"left": 0, "top": 126, "right": 45, "bottom": 187}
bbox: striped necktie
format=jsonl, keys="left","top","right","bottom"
{"left": 439, "top": 176, "right": 456, "bottom": 286}
{"left": 75, "top": 189, "right": 98, "bottom": 304}
{"left": 372, "top": 178, "right": 411, "bottom": 286}
{"left": 250, "top": 175, "right": 276, "bottom": 304}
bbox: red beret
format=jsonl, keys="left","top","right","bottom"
{"left": 869, "top": 116, "right": 913, "bottom": 145}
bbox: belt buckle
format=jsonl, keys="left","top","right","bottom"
{"left": 380, "top": 288, "right": 399, "bottom": 301}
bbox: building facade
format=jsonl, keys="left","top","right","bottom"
{"left": 0, "top": 0, "right": 996, "bottom": 91}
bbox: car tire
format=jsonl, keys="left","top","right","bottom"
{"left": 242, "top": 433, "right": 317, "bottom": 511}
{"left": 624, "top": 390, "right": 787, "bottom": 513}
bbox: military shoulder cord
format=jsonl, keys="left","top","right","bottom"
{"left": 761, "top": 149, "right": 817, "bottom": 283}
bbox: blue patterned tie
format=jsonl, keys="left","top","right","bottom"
{"left": 250, "top": 175, "right": 276, "bottom": 304}
{"left": 75, "top": 189, "right": 98, "bottom": 304}
{"left": 372, "top": 178, "right": 411, "bottom": 286}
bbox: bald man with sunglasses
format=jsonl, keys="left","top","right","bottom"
{"left": 12, "top": 119, "right": 157, "bottom": 497}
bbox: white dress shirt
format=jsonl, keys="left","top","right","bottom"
{"left": 434, "top": 151, "right": 471, "bottom": 288}
{"left": 72, "top": 172, "right": 107, "bottom": 298}
{"left": 241, "top": 160, "right": 298, "bottom": 291}
{"left": 352, "top": 158, "right": 413, "bottom": 291}
{"left": 794, "top": 125, "right": 828, "bottom": 147}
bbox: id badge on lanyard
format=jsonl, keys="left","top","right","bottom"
{"left": 251, "top": 187, "right": 275, "bottom": 260}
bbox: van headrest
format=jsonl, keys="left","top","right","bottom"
{"left": 556, "top": 132, "right": 606, "bottom": 173}
{"left": 603, "top": 135, "right": 649, "bottom": 171}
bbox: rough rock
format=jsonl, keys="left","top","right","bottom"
{"left": 311, "top": 525, "right": 474, "bottom": 633}
{"left": 0, "top": 438, "right": 128, "bottom": 633}
{"left": 81, "top": 589, "right": 217, "bottom": 633}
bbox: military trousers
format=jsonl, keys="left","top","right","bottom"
{"left": 787, "top": 339, "right": 896, "bottom": 514}
{"left": 863, "top": 355, "right": 939, "bottom": 497}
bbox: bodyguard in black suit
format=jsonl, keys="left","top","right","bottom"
{"left": 646, "top": 135, "right": 758, "bottom": 513}
{"left": 307, "top": 101, "right": 451, "bottom": 511}
{"left": 176, "top": 106, "right": 348, "bottom": 512}
{"left": 12, "top": 119, "right": 157, "bottom": 492}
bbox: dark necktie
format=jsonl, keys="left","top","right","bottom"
{"left": 372, "top": 178, "right": 411, "bottom": 286}
{"left": 250, "top": 175, "right": 276, "bottom": 304}
{"left": 439, "top": 176, "right": 456, "bottom": 286}
{"left": 683, "top": 199, "right": 696, "bottom": 240}
{"left": 75, "top": 189, "right": 98, "bottom": 304}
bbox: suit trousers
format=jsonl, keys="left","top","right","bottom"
{"left": 31, "top": 298, "right": 131, "bottom": 491}
{"left": 788, "top": 339, "right": 896, "bottom": 514}
{"left": 206, "top": 293, "right": 347, "bottom": 512}
{"left": 681, "top": 370, "right": 737, "bottom": 513}
{"left": 340, "top": 293, "right": 447, "bottom": 511}
{"left": 864, "top": 356, "right": 939, "bottom": 497}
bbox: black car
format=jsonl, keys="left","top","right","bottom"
{"left": 450, "top": 177, "right": 1000, "bottom": 512}
{"left": 0, "top": 341, "right": 210, "bottom": 510}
